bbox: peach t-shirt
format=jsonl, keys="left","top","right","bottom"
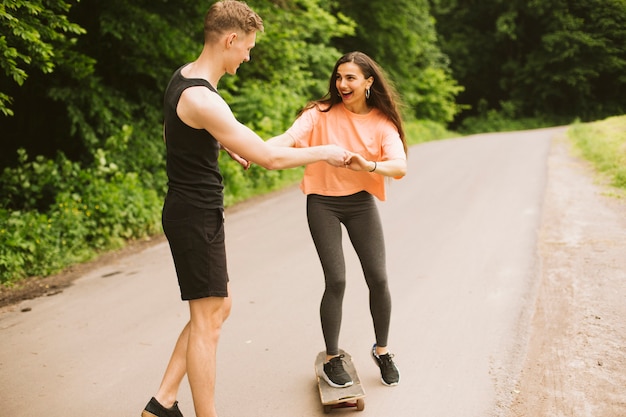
{"left": 285, "top": 103, "right": 406, "bottom": 201}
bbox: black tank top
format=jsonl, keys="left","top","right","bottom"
{"left": 163, "top": 64, "right": 224, "bottom": 209}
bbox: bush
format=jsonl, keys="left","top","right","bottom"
{"left": 0, "top": 205, "right": 92, "bottom": 284}
{"left": 0, "top": 146, "right": 162, "bottom": 285}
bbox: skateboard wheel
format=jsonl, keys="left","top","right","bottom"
{"left": 323, "top": 404, "right": 332, "bottom": 414}
{"left": 356, "top": 398, "right": 365, "bottom": 411}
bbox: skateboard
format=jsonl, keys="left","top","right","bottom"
{"left": 315, "top": 349, "right": 366, "bottom": 413}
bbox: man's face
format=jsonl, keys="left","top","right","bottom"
{"left": 226, "top": 31, "right": 257, "bottom": 75}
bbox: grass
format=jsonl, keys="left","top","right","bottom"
{"left": 567, "top": 115, "right": 626, "bottom": 193}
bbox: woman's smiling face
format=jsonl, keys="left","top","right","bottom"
{"left": 335, "top": 62, "right": 373, "bottom": 110}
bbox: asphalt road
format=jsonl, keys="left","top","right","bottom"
{"left": 0, "top": 127, "right": 565, "bottom": 417}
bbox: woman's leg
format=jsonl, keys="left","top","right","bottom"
{"left": 307, "top": 195, "right": 346, "bottom": 356}
{"left": 344, "top": 196, "right": 392, "bottom": 349}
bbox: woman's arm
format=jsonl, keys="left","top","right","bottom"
{"left": 346, "top": 153, "right": 407, "bottom": 178}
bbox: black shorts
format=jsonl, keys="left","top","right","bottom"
{"left": 162, "top": 193, "right": 229, "bottom": 300}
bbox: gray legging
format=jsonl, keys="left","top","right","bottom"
{"left": 307, "top": 191, "right": 392, "bottom": 356}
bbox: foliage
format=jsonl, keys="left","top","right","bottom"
{"left": 0, "top": 0, "right": 90, "bottom": 116}
{"left": 431, "top": 0, "right": 626, "bottom": 126}
{"left": 0, "top": 147, "right": 161, "bottom": 284}
{"left": 568, "top": 115, "right": 626, "bottom": 191}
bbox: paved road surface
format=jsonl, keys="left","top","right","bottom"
{"left": 0, "top": 128, "right": 564, "bottom": 416}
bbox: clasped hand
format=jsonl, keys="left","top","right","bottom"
{"left": 325, "top": 145, "right": 371, "bottom": 172}
{"left": 343, "top": 152, "right": 373, "bottom": 172}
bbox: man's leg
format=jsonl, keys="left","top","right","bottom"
{"left": 154, "top": 322, "right": 190, "bottom": 408}
{"left": 187, "top": 293, "right": 232, "bottom": 417}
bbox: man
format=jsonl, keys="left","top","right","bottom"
{"left": 141, "top": 2, "right": 351, "bottom": 417}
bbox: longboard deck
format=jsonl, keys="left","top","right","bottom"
{"left": 315, "top": 350, "right": 365, "bottom": 412}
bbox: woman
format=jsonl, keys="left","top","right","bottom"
{"left": 269, "top": 51, "right": 407, "bottom": 387}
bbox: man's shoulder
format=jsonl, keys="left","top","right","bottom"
{"left": 180, "top": 85, "right": 223, "bottom": 109}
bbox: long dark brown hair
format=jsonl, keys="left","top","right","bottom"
{"left": 303, "top": 51, "right": 407, "bottom": 154}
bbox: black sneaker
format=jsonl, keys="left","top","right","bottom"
{"left": 371, "top": 344, "right": 400, "bottom": 386}
{"left": 142, "top": 397, "right": 184, "bottom": 417}
{"left": 322, "top": 355, "right": 354, "bottom": 388}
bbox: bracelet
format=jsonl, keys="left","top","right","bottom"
{"left": 369, "top": 161, "right": 377, "bottom": 172}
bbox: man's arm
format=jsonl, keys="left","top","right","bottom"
{"left": 177, "top": 87, "right": 349, "bottom": 170}
{"left": 220, "top": 143, "right": 251, "bottom": 170}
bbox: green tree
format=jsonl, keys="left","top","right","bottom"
{"left": 431, "top": 0, "right": 626, "bottom": 124}
{"left": 0, "top": 0, "right": 202, "bottom": 184}
{"left": 0, "top": 0, "right": 90, "bottom": 117}
{"left": 511, "top": 0, "right": 626, "bottom": 120}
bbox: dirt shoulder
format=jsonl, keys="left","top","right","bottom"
{"left": 508, "top": 134, "right": 626, "bottom": 416}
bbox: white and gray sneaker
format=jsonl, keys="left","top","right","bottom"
{"left": 323, "top": 354, "right": 354, "bottom": 388}
{"left": 371, "top": 344, "right": 400, "bottom": 386}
